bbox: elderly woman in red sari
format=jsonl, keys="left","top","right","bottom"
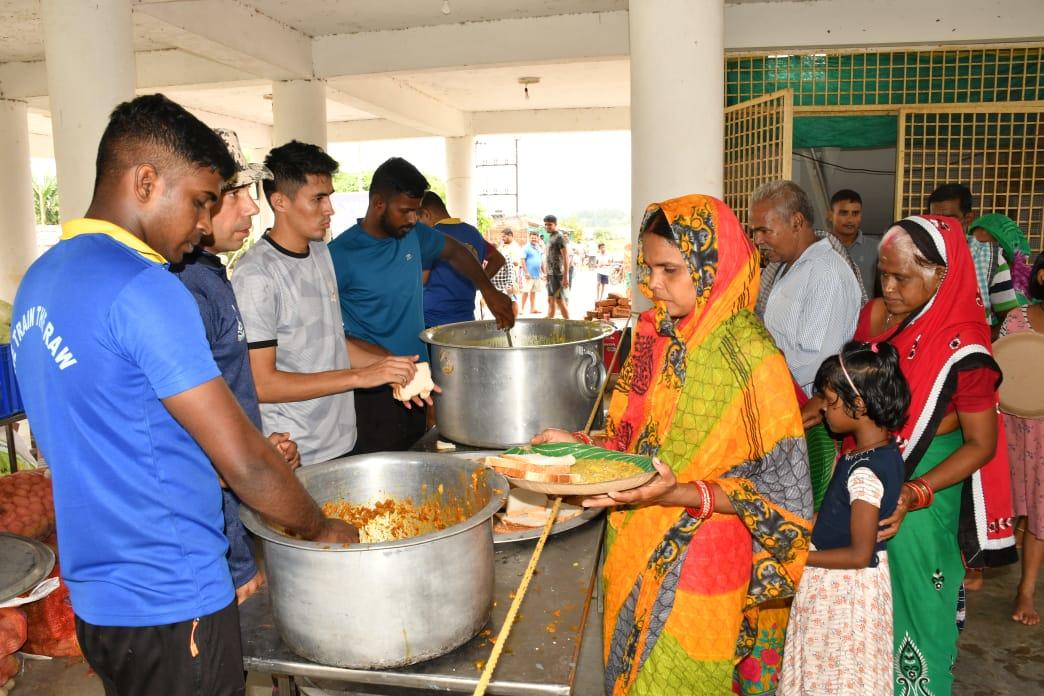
{"left": 534, "top": 195, "right": 812, "bottom": 695}
{"left": 856, "top": 215, "right": 1015, "bottom": 695}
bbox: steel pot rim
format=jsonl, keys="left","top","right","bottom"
{"left": 420, "top": 318, "right": 615, "bottom": 350}
{"left": 240, "top": 457, "right": 509, "bottom": 552}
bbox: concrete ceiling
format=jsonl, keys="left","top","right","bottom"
{"left": 0, "top": 0, "right": 173, "bottom": 62}
{"left": 161, "top": 82, "right": 373, "bottom": 125}
{"left": 249, "top": 0, "right": 629, "bottom": 37}
{"left": 330, "top": 59, "right": 630, "bottom": 114}
{"left": 1, "top": 0, "right": 1041, "bottom": 154}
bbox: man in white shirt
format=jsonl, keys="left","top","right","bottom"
{"left": 748, "top": 180, "right": 862, "bottom": 397}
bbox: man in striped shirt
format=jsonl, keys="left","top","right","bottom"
{"left": 928, "top": 183, "right": 1016, "bottom": 335}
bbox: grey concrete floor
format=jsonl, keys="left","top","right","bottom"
{"left": 8, "top": 563, "right": 1042, "bottom": 695}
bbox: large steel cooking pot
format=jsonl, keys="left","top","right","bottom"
{"left": 421, "top": 319, "right": 614, "bottom": 447}
{"left": 240, "top": 452, "right": 508, "bottom": 669}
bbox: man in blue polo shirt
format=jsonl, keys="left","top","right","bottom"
{"left": 418, "top": 190, "right": 505, "bottom": 327}
{"left": 328, "top": 157, "right": 514, "bottom": 452}
{"left": 11, "top": 94, "right": 355, "bottom": 696}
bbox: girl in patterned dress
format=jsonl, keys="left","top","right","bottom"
{"left": 780, "top": 341, "right": 910, "bottom": 695}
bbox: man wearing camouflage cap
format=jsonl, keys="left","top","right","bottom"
{"left": 171, "top": 128, "right": 300, "bottom": 605}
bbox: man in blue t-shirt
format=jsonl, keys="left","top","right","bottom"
{"left": 419, "top": 190, "right": 505, "bottom": 328}
{"left": 328, "top": 157, "right": 515, "bottom": 452}
{"left": 171, "top": 128, "right": 303, "bottom": 606}
{"left": 521, "top": 231, "right": 544, "bottom": 315}
{"left": 11, "top": 94, "right": 356, "bottom": 696}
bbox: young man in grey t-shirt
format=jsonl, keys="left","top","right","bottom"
{"left": 233, "top": 141, "right": 422, "bottom": 465}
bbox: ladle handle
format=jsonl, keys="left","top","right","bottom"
{"left": 473, "top": 496, "right": 562, "bottom": 696}
{"left": 582, "top": 312, "right": 635, "bottom": 435}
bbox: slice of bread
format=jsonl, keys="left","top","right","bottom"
{"left": 393, "top": 362, "right": 434, "bottom": 402}
{"left": 522, "top": 468, "right": 573, "bottom": 484}
{"left": 482, "top": 456, "right": 528, "bottom": 479}
{"left": 484, "top": 453, "right": 580, "bottom": 483}
{"left": 501, "top": 453, "right": 576, "bottom": 476}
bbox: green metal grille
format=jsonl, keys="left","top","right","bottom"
{"left": 898, "top": 108, "right": 1044, "bottom": 252}
{"left": 726, "top": 47, "right": 1044, "bottom": 108}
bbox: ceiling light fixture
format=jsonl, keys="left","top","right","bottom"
{"left": 518, "top": 76, "right": 540, "bottom": 100}
{"left": 441, "top": 0, "right": 451, "bottom": 15}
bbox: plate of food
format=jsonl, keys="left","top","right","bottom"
{"left": 483, "top": 443, "right": 656, "bottom": 496}
{"left": 445, "top": 449, "right": 604, "bottom": 542}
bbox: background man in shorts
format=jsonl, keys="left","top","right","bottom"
{"left": 543, "top": 214, "right": 570, "bottom": 319}
{"left": 521, "top": 230, "right": 544, "bottom": 314}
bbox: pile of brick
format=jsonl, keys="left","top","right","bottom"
{"left": 585, "top": 293, "right": 631, "bottom": 320}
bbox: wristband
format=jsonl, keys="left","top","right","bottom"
{"left": 572, "top": 431, "right": 594, "bottom": 446}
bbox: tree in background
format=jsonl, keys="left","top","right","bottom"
{"left": 476, "top": 206, "right": 492, "bottom": 235}
{"left": 332, "top": 170, "right": 373, "bottom": 193}
{"left": 32, "top": 175, "right": 60, "bottom": 225}
{"left": 334, "top": 169, "right": 447, "bottom": 199}
{"left": 560, "top": 216, "right": 587, "bottom": 244}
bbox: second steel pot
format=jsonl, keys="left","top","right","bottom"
{"left": 240, "top": 453, "right": 508, "bottom": 669}
{"left": 421, "top": 319, "right": 614, "bottom": 448}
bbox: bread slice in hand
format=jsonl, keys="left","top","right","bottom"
{"left": 393, "top": 362, "right": 434, "bottom": 402}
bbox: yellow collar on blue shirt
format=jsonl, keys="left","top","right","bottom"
{"left": 60, "top": 218, "right": 167, "bottom": 264}
{"left": 436, "top": 217, "right": 461, "bottom": 226}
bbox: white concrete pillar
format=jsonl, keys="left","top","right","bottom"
{"left": 445, "top": 135, "right": 477, "bottom": 226}
{"left": 41, "top": 0, "right": 136, "bottom": 221}
{"left": 629, "top": 0, "right": 724, "bottom": 304}
{"left": 0, "top": 100, "right": 38, "bottom": 303}
{"left": 272, "top": 80, "right": 328, "bottom": 149}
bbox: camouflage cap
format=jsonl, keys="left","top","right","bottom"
{"left": 214, "top": 128, "right": 273, "bottom": 192}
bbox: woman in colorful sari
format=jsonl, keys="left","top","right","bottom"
{"left": 856, "top": 215, "right": 1016, "bottom": 695}
{"left": 533, "top": 195, "right": 812, "bottom": 695}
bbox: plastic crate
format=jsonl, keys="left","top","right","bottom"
{"left": 0, "top": 343, "right": 24, "bottom": 419}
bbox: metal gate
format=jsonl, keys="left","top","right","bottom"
{"left": 724, "top": 89, "right": 793, "bottom": 229}
{"left": 896, "top": 103, "right": 1044, "bottom": 250}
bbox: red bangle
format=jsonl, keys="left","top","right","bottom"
{"left": 572, "top": 431, "right": 594, "bottom": 446}
{"left": 903, "top": 482, "right": 922, "bottom": 510}
{"left": 904, "top": 479, "right": 934, "bottom": 511}
{"left": 914, "top": 477, "right": 935, "bottom": 506}
{"left": 686, "top": 481, "right": 713, "bottom": 521}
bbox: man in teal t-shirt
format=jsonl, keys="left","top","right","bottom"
{"left": 328, "top": 157, "right": 514, "bottom": 451}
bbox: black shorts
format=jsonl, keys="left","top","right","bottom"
{"left": 75, "top": 600, "right": 244, "bottom": 696}
{"left": 547, "top": 274, "right": 568, "bottom": 299}
{"left": 597, "top": 273, "right": 609, "bottom": 285}
{"left": 351, "top": 384, "right": 428, "bottom": 453}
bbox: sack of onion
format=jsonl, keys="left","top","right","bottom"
{"left": 0, "top": 470, "right": 55, "bottom": 540}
